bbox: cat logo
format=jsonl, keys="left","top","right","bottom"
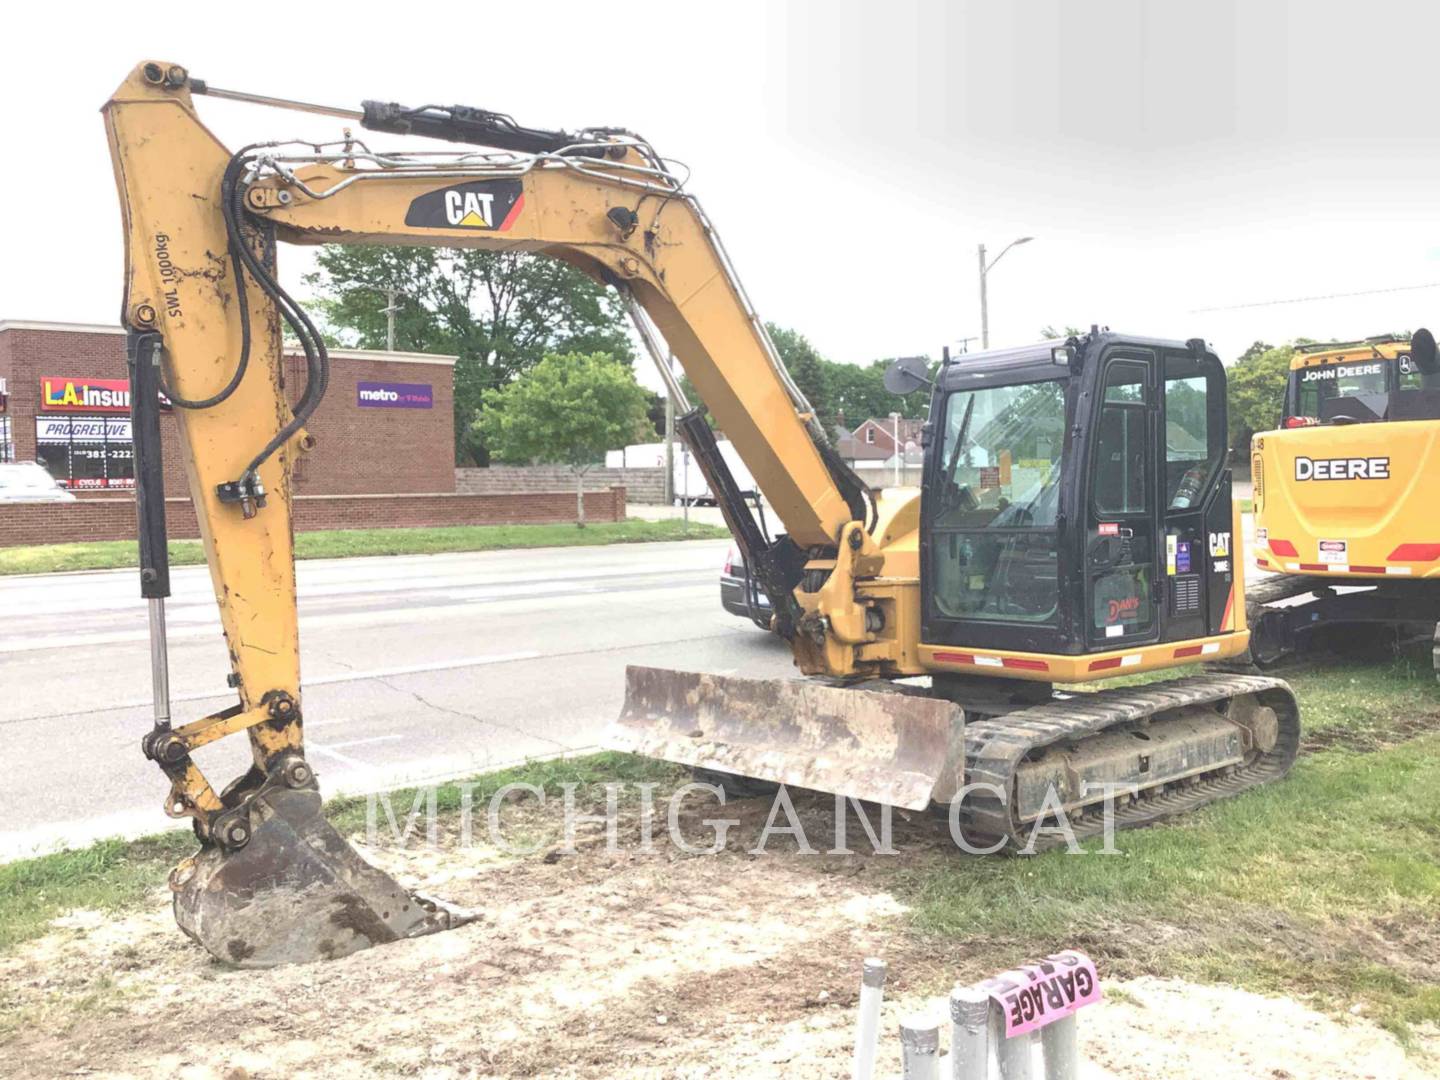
{"left": 404, "top": 180, "right": 524, "bottom": 232}
{"left": 446, "top": 190, "right": 495, "bottom": 228}
{"left": 1208, "top": 531, "right": 1231, "bottom": 558}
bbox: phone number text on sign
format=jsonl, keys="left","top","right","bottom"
{"left": 980, "top": 949, "right": 1102, "bottom": 1038}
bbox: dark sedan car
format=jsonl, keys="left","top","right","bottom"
{"left": 719, "top": 543, "right": 772, "bottom": 629}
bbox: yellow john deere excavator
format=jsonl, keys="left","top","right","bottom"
{"left": 105, "top": 61, "right": 1300, "bottom": 968}
{"left": 1248, "top": 333, "right": 1440, "bottom": 676}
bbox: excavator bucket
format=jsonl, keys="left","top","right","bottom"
{"left": 607, "top": 666, "right": 965, "bottom": 810}
{"left": 171, "top": 785, "right": 472, "bottom": 968}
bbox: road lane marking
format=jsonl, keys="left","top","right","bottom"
{"left": 308, "top": 651, "right": 542, "bottom": 686}
{"left": 307, "top": 743, "right": 371, "bottom": 768}
{"left": 320, "top": 735, "right": 404, "bottom": 752}
{"left": 0, "top": 651, "right": 544, "bottom": 724}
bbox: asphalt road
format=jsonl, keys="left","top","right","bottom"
{"left": 0, "top": 538, "right": 795, "bottom": 860}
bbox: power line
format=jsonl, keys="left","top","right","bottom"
{"left": 1189, "top": 280, "right": 1440, "bottom": 314}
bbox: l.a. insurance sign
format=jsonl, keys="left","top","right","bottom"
{"left": 41, "top": 376, "right": 133, "bottom": 413}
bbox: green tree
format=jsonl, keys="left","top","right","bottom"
{"left": 766, "top": 323, "right": 831, "bottom": 424}
{"left": 667, "top": 323, "right": 928, "bottom": 441}
{"left": 825, "top": 357, "right": 929, "bottom": 431}
{"left": 305, "top": 246, "right": 635, "bottom": 464}
{"left": 1227, "top": 341, "right": 1295, "bottom": 452}
{"left": 476, "top": 352, "right": 652, "bottom": 526}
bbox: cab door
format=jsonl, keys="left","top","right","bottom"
{"left": 1084, "top": 352, "right": 1160, "bottom": 648}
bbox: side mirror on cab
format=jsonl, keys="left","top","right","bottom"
{"left": 883, "top": 355, "right": 933, "bottom": 396}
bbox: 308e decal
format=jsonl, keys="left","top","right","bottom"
{"left": 405, "top": 180, "right": 524, "bottom": 231}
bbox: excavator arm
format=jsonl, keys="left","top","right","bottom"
{"left": 103, "top": 61, "right": 920, "bottom": 966}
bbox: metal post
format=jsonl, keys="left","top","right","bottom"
{"left": 681, "top": 443, "right": 690, "bottom": 532}
{"left": 993, "top": 1003, "right": 1032, "bottom": 1080}
{"left": 978, "top": 243, "right": 989, "bottom": 350}
{"left": 949, "top": 986, "right": 989, "bottom": 1080}
{"left": 664, "top": 355, "right": 676, "bottom": 506}
{"left": 852, "top": 957, "right": 886, "bottom": 1080}
{"left": 900, "top": 1015, "right": 941, "bottom": 1080}
{"left": 1039, "top": 1014, "right": 1079, "bottom": 1080}
{"left": 890, "top": 411, "right": 902, "bottom": 487}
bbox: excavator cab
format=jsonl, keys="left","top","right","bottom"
{"left": 920, "top": 332, "right": 1238, "bottom": 661}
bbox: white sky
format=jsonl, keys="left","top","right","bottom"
{"left": 6, "top": 1, "right": 1440, "bottom": 395}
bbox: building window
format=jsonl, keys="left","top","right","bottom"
{"left": 35, "top": 415, "right": 134, "bottom": 489}
{"left": 0, "top": 417, "right": 12, "bottom": 463}
{"left": 865, "top": 427, "right": 876, "bottom": 444}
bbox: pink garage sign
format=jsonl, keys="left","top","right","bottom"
{"left": 980, "top": 949, "right": 1102, "bottom": 1038}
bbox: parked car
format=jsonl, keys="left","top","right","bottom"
{"left": 0, "top": 462, "right": 75, "bottom": 503}
{"left": 719, "top": 543, "right": 772, "bottom": 628}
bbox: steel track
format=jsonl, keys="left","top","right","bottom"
{"left": 959, "top": 673, "right": 1301, "bottom": 852}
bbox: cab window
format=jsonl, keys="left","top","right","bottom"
{"left": 1092, "top": 361, "right": 1149, "bottom": 516}
{"left": 1164, "top": 354, "right": 1224, "bottom": 510}
{"left": 1292, "top": 360, "right": 1388, "bottom": 420}
{"left": 930, "top": 379, "right": 1066, "bottom": 623}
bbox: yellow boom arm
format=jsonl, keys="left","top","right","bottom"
{"left": 103, "top": 61, "right": 888, "bottom": 852}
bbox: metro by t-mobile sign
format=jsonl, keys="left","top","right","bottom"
{"left": 356, "top": 381, "right": 433, "bottom": 409}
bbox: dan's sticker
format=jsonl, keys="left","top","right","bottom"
{"left": 1318, "top": 539, "right": 1348, "bottom": 565}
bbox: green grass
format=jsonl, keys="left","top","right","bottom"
{"left": 0, "top": 833, "right": 194, "bottom": 953}
{"left": 1279, "top": 649, "right": 1440, "bottom": 744}
{"left": 0, "top": 519, "right": 730, "bottom": 576}
{"left": 0, "top": 752, "right": 679, "bottom": 956}
{"left": 906, "top": 737, "right": 1440, "bottom": 940}
{"left": 901, "top": 647, "right": 1440, "bottom": 1043}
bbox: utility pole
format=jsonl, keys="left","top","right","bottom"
{"left": 381, "top": 287, "right": 402, "bottom": 352}
{"left": 977, "top": 236, "right": 1034, "bottom": 350}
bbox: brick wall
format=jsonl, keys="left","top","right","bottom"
{"left": 457, "top": 465, "right": 667, "bottom": 503}
{"left": 0, "top": 324, "right": 456, "bottom": 499}
{"left": 283, "top": 352, "right": 455, "bottom": 495}
{"left": 0, "top": 487, "right": 626, "bottom": 549}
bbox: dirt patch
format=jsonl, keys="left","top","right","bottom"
{"left": 1302, "top": 709, "right": 1440, "bottom": 754}
{"left": 0, "top": 790, "right": 1434, "bottom": 1078}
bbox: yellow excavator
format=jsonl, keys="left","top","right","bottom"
{"left": 1248, "top": 334, "right": 1440, "bottom": 676}
{"left": 105, "top": 61, "right": 1300, "bottom": 968}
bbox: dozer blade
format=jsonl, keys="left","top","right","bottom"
{"left": 172, "top": 784, "right": 472, "bottom": 968}
{"left": 606, "top": 665, "right": 964, "bottom": 810}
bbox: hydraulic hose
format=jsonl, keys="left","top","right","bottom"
{"left": 170, "top": 147, "right": 332, "bottom": 507}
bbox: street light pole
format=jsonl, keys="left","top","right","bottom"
{"left": 977, "top": 244, "right": 990, "bottom": 351}
{"left": 977, "top": 236, "right": 1034, "bottom": 350}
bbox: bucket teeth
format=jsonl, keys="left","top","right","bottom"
{"left": 172, "top": 785, "right": 472, "bottom": 968}
{"left": 605, "top": 665, "right": 965, "bottom": 810}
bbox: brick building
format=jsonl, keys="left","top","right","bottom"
{"left": 0, "top": 321, "right": 457, "bottom": 496}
